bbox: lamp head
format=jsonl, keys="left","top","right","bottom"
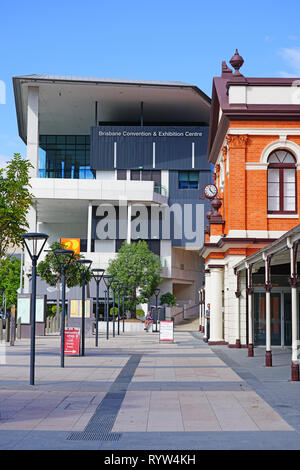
{"left": 92, "top": 268, "right": 105, "bottom": 282}
{"left": 103, "top": 275, "right": 114, "bottom": 288}
{"left": 76, "top": 258, "right": 93, "bottom": 275}
{"left": 154, "top": 288, "right": 160, "bottom": 297}
{"left": 54, "top": 249, "right": 75, "bottom": 269}
{"left": 21, "top": 232, "right": 49, "bottom": 260}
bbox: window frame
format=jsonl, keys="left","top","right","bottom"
{"left": 267, "top": 151, "right": 297, "bottom": 215}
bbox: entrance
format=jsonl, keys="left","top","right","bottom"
{"left": 253, "top": 290, "right": 300, "bottom": 346}
{"left": 254, "top": 292, "right": 281, "bottom": 346}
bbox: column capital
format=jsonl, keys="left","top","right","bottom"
{"left": 226, "top": 134, "right": 248, "bottom": 149}
{"left": 264, "top": 282, "right": 272, "bottom": 293}
{"left": 289, "top": 276, "right": 300, "bottom": 288}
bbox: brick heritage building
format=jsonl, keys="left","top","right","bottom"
{"left": 199, "top": 50, "right": 300, "bottom": 379}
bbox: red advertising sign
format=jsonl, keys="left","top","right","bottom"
{"left": 64, "top": 327, "right": 81, "bottom": 356}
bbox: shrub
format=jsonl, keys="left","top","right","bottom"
{"left": 136, "top": 308, "right": 145, "bottom": 318}
{"left": 160, "top": 292, "right": 177, "bottom": 307}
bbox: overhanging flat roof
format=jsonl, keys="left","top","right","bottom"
{"left": 13, "top": 74, "right": 211, "bottom": 142}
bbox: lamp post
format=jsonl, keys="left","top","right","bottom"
{"left": 103, "top": 275, "right": 113, "bottom": 340}
{"left": 54, "top": 249, "right": 75, "bottom": 367}
{"left": 117, "top": 282, "right": 121, "bottom": 335}
{"left": 21, "top": 232, "right": 49, "bottom": 385}
{"left": 153, "top": 288, "right": 160, "bottom": 333}
{"left": 92, "top": 268, "right": 105, "bottom": 347}
{"left": 76, "top": 259, "right": 92, "bottom": 356}
{"left": 111, "top": 280, "right": 119, "bottom": 338}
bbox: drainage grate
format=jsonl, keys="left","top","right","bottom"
{"left": 68, "top": 431, "right": 122, "bottom": 441}
{"left": 67, "top": 354, "right": 142, "bottom": 441}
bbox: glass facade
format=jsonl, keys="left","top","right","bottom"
{"left": 39, "top": 135, "right": 94, "bottom": 179}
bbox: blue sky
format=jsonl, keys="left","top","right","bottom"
{"left": 1, "top": 0, "right": 300, "bottom": 166}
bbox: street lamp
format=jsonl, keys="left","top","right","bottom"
{"left": 153, "top": 288, "right": 160, "bottom": 333}
{"left": 111, "top": 280, "right": 119, "bottom": 338}
{"left": 54, "top": 249, "right": 75, "bottom": 367}
{"left": 103, "top": 275, "right": 113, "bottom": 340}
{"left": 92, "top": 268, "right": 105, "bottom": 347}
{"left": 76, "top": 259, "right": 92, "bottom": 356}
{"left": 22, "top": 232, "right": 49, "bottom": 385}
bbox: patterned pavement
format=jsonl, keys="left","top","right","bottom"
{"left": 0, "top": 327, "right": 299, "bottom": 449}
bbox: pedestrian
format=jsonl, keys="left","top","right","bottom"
{"left": 205, "top": 303, "right": 210, "bottom": 340}
{"left": 144, "top": 311, "right": 153, "bottom": 331}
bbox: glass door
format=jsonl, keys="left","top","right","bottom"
{"left": 254, "top": 292, "right": 281, "bottom": 346}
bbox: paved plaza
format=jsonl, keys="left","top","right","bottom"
{"left": 1, "top": 325, "right": 300, "bottom": 450}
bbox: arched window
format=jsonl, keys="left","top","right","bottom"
{"left": 267, "top": 150, "right": 297, "bottom": 213}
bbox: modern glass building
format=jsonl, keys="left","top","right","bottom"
{"left": 13, "top": 74, "right": 211, "bottom": 309}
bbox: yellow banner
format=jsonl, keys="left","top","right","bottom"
{"left": 61, "top": 238, "right": 80, "bottom": 254}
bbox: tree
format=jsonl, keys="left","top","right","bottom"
{"left": 107, "top": 240, "right": 162, "bottom": 318}
{"left": 0, "top": 256, "right": 21, "bottom": 309}
{"left": 0, "top": 154, "right": 33, "bottom": 260}
{"left": 160, "top": 292, "right": 177, "bottom": 307}
{"left": 37, "top": 241, "right": 92, "bottom": 317}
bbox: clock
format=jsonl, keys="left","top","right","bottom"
{"left": 203, "top": 183, "right": 218, "bottom": 200}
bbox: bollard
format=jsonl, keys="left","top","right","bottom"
{"left": 46, "top": 317, "right": 50, "bottom": 334}
{"left": 17, "top": 317, "right": 21, "bottom": 339}
{"left": 5, "top": 317, "right": 10, "bottom": 342}
{"left": 0, "top": 318, "right": 3, "bottom": 342}
{"left": 52, "top": 317, "right": 55, "bottom": 333}
{"left": 10, "top": 316, "right": 16, "bottom": 346}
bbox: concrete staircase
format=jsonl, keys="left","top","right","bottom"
{"left": 174, "top": 314, "right": 200, "bottom": 331}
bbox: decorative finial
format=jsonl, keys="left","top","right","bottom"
{"left": 229, "top": 49, "right": 244, "bottom": 76}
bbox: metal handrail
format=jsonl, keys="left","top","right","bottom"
{"left": 171, "top": 302, "right": 201, "bottom": 318}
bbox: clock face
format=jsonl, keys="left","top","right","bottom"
{"left": 204, "top": 184, "right": 218, "bottom": 199}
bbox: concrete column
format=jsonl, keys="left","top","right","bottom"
{"left": 208, "top": 266, "right": 224, "bottom": 344}
{"left": 234, "top": 269, "right": 241, "bottom": 348}
{"left": 247, "top": 288, "right": 254, "bottom": 356}
{"left": 203, "top": 271, "right": 210, "bottom": 342}
{"left": 246, "top": 265, "right": 254, "bottom": 357}
{"left": 264, "top": 255, "right": 272, "bottom": 367}
{"left": 289, "top": 243, "right": 300, "bottom": 381}
{"left": 26, "top": 86, "right": 39, "bottom": 178}
{"left": 87, "top": 201, "right": 92, "bottom": 252}
{"left": 127, "top": 203, "right": 132, "bottom": 244}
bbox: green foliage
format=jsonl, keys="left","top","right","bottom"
{"left": 37, "top": 241, "right": 92, "bottom": 288}
{"left": 109, "top": 306, "right": 119, "bottom": 317}
{"left": 0, "top": 154, "right": 33, "bottom": 259}
{"left": 136, "top": 308, "right": 145, "bottom": 318}
{"left": 0, "top": 256, "right": 21, "bottom": 308}
{"left": 107, "top": 240, "right": 162, "bottom": 317}
{"left": 160, "top": 292, "right": 177, "bottom": 307}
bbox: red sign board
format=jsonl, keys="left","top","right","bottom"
{"left": 64, "top": 327, "right": 81, "bottom": 356}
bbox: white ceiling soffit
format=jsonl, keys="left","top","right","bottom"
{"left": 14, "top": 76, "right": 211, "bottom": 140}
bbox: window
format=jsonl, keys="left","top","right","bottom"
{"left": 117, "top": 170, "right": 127, "bottom": 180}
{"left": 178, "top": 171, "right": 199, "bottom": 189}
{"left": 38, "top": 135, "right": 94, "bottom": 179}
{"left": 267, "top": 150, "right": 296, "bottom": 213}
{"left": 130, "top": 170, "right": 161, "bottom": 184}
